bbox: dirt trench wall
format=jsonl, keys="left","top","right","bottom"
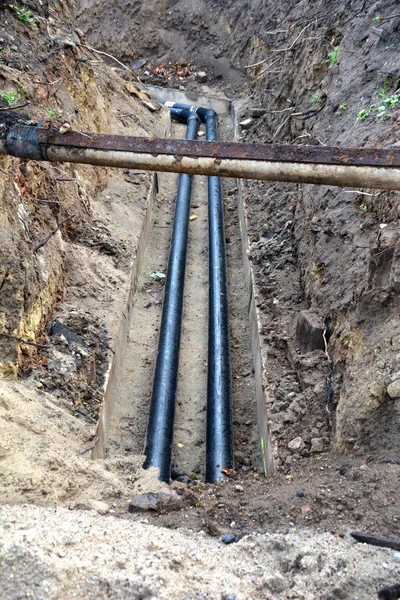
{"left": 223, "top": 0, "right": 400, "bottom": 460}
{"left": 75, "top": 0, "right": 400, "bottom": 463}
{"left": 0, "top": 0, "right": 162, "bottom": 384}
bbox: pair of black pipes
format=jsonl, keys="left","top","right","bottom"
{"left": 143, "top": 102, "right": 233, "bottom": 483}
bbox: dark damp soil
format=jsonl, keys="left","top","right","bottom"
{"left": 75, "top": 0, "right": 400, "bottom": 539}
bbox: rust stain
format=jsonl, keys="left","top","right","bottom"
{"left": 28, "top": 127, "right": 400, "bottom": 168}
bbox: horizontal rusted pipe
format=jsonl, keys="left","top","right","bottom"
{"left": 1, "top": 130, "right": 400, "bottom": 190}
{"left": 42, "top": 147, "right": 400, "bottom": 190}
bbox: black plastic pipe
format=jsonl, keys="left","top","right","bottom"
{"left": 143, "top": 112, "right": 201, "bottom": 482}
{"left": 204, "top": 110, "right": 234, "bottom": 483}
{"left": 158, "top": 101, "right": 234, "bottom": 482}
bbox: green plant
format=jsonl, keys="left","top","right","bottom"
{"left": 335, "top": 102, "right": 347, "bottom": 116}
{"left": 47, "top": 107, "right": 57, "bottom": 119}
{"left": 17, "top": 8, "right": 35, "bottom": 24}
{"left": 357, "top": 106, "right": 373, "bottom": 120}
{"left": 0, "top": 90, "right": 21, "bottom": 106}
{"left": 327, "top": 46, "right": 339, "bottom": 68}
{"left": 377, "top": 105, "right": 388, "bottom": 121}
{"left": 378, "top": 77, "right": 388, "bottom": 101}
{"left": 376, "top": 77, "right": 399, "bottom": 120}
{"left": 310, "top": 92, "right": 320, "bottom": 110}
{"left": 359, "top": 203, "right": 367, "bottom": 212}
{"left": 373, "top": 15, "right": 382, "bottom": 22}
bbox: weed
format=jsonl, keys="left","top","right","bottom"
{"left": 357, "top": 107, "right": 372, "bottom": 120}
{"left": 335, "top": 102, "right": 347, "bottom": 116}
{"left": 378, "top": 77, "right": 387, "bottom": 101}
{"left": 359, "top": 203, "right": 367, "bottom": 212}
{"left": 377, "top": 105, "right": 388, "bottom": 121}
{"left": 0, "top": 90, "right": 21, "bottom": 106}
{"left": 373, "top": 15, "right": 382, "bottom": 23}
{"left": 310, "top": 92, "right": 320, "bottom": 110}
{"left": 375, "top": 77, "right": 399, "bottom": 120}
{"left": 47, "top": 107, "right": 57, "bottom": 119}
{"left": 16, "top": 8, "right": 35, "bottom": 24}
{"left": 386, "top": 44, "right": 396, "bottom": 51}
{"left": 327, "top": 46, "right": 339, "bottom": 68}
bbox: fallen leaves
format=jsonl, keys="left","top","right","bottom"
{"left": 153, "top": 60, "right": 193, "bottom": 80}
{"left": 125, "top": 83, "right": 161, "bottom": 112}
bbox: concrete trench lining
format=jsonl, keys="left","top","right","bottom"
{"left": 92, "top": 118, "right": 172, "bottom": 460}
{"left": 232, "top": 100, "right": 275, "bottom": 476}
{"left": 90, "top": 87, "right": 272, "bottom": 475}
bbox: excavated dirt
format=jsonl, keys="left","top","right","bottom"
{"left": 1, "top": 0, "right": 400, "bottom": 598}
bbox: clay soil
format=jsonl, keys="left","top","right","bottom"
{"left": 1, "top": 0, "right": 400, "bottom": 599}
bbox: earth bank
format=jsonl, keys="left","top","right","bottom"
{"left": 0, "top": 0, "right": 400, "bottom": 598}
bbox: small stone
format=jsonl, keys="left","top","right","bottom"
{"left": 390, "top": 371, "right": 400, "bottom": 382}
{"left": 249, "top": 107, "right": 266, "bottom": 118}
{"left": 263, "top": 573, "right": 287, "bottom": 593}
{"left": 310, "top": 438, "right": 324, "bottom": 453}
{"left": 171, "top": 465, "right": 188, "bottom": 480}
{"left": 288, "top": 436, "right": 304, "bottom": 452}
{"left": 36, "top": 382, "right": 44, "bottom": 389}
{"left": 89, "top": 499, "right": 110, "bottom": 515}
{"left": 239, "top": 118, "right": 254, "bottom": 131}
{"left": 221, "top": 533, "right": 237, "bottom": 544}
{"left": 235, "top": 485, "right": 244, "bottom": 492}
{"left": 387, "top": 380, "right": 400, "bottom": 399}
{"left": 296, "top": 310, "right": 325, "bottom": 353}
{"left": 337, "top": 504, "right": 345, "bottom": 511}
{"left": 196, "top": 71, "right": 208, "bottom": 82}
{"left": 297, "top": 489, "right": 305, "bottom": 498}
{"left": 128, "top": 492, "right": 159, "bottom": 513}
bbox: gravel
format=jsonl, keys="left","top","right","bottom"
{"left": 1, "top": 505, "right": 400, "bottom": 599}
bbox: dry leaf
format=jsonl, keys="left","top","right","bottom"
{"left": 221, "top": 468, "right": 233, "bottom": 476}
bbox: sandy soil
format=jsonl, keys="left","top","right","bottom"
{"left": 1, "top": 504, "right": 400, "bottom": 600}
{"left": 1, "top": 0, "right": 400, "bottom": 598}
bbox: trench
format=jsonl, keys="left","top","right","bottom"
{"left": 92, "top": 88, "right": 269, "bottom": 479}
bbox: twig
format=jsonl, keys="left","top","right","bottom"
{"left": 32, "top": 78, "right": 62, "bottom": 86}
{"left": 0, "top": 168, "right": 8, "bottom": 176}
{"left": 343, "top": 190, "right": 381, "bottom": 196}
{"left": 0, "top": 102, "right": 30, "bottom": 111}
{"left": 266, "top": 107, "right": 295, "bottom": 114}
{"left": 56, "top": 177, "right": 76, "bottom": 182}
{"left": 291, "top": 95, "right": 327, "bottom": 120}
{"left": 264, "top": 29, "right": 288, "bottom": 35}
{"left": 77, "top": 43, "right": 145, "bottom": 86}
{"left": 0, "top": 332, "right": 49, "bottom": 349}
{"left": 245, "top": 56, "right": 280, "bottom": 70}
{"left": 273, "top": 21, "right": 320, "bottom": 53}
{"left": 351, "top": 532, "right": 400, "bottom": 551}
{"left": 272, "top": 110, "right": 295, "bottom": 139}
{"left": 33, "top": 214, "right": 75, "bottom": 252}
{"left": 378, "top": 13, "right": 400, "bottom": 24}
{"left": 79, "top": 436, "right": 99, "bottom": 455}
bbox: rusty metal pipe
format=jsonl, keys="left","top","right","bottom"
{"left": 2, "top": 127, "right": 400, "bottom": 190}
{"left": 43, "top": 147, "right": 400, "bottom": 190}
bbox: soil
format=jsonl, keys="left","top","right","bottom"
{"left": 1, "top": 0, "right": 400, "bottom": 598}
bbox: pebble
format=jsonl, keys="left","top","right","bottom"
{"left": 387, "top": 380, "right": 400, "bottom": 399}
{"left": 128, "top": 492, "right": 160, "bottom": 512}
{"left": 196, "top": 71, "right": 208, "bottom": 82}
{"left": 288, "top": 436, "right": 304, "bottom": 451}
{"left": 297, "top": 490, "right": 305, "bottom": 498}
{"left": 88, "top": 500, "right": 110, "bottom": 515}
{"left": 221, "top": 534, "right": 237, "bottom": 545}
{"left": 310, "top": 438, "right": 324, "bottom": 453}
